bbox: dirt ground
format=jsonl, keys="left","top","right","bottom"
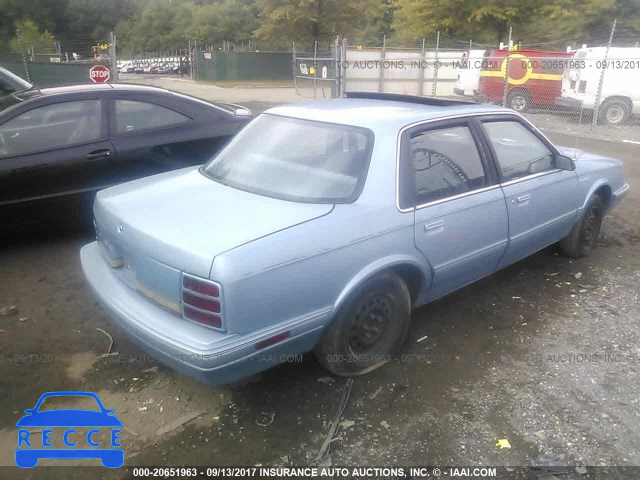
{"left": 1, "top": 78, "right": 639, "bottom": 480}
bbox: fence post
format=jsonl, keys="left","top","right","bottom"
{"left": 592, "top": 19, "right": 617, "bottom": 130}
{"left": 333, "top": 36, "right": 340, "bottom": 98}
{"left": 379, "top": 35, "right": 386, "bottom": 93}
{"left": 341, "top": 38, "right": 347, "bottom": 97}
{"left": 431, "top": 31, "right": 439, "bottom": 96}
{"left": 16, "top": 29, "right": 32, "bottom": 83}
{"left": 313, "top": 40, "right": 318, "bottom": 99}
{"left": 418, "top": 38, "right": 425, "bottom": 96}
{"left": 109, "top": 32, "right": 118, "bottom": 83}
{"left": 502, "top": 26, "right": 513, "bottom": 107}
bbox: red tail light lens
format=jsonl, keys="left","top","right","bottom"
{"left": 183, "top": 306, "right": 222, "bottom": 328}
{"left": 578, "top": 81, "right": 587, "bottom": 93}
{"left": 182, "top": 292, "right": 221, "bottom": 313}
{"left": 181, "top": 273, "right": 223, "bottom": 330}
{"left": 183, "top": 276, "right": 219, "bottom": 297}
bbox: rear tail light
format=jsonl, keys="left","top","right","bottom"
{"left": 578, "top": 81, "right": 587, "bottom": 93}
{"left": 181, "top": 273, "right": 223, "bottom": 330}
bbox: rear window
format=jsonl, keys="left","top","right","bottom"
{"left": 201, "top": 114, "right": 374, "bottom": 203}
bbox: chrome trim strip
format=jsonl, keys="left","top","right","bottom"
{"left": 182, "top": 288, "right": 220, "bottom": 301}
{"left": 407, "top": 185, "right": 502, "bottom": 213}
{"left": 500, "top": 169, "right": 562, "bottom": 187}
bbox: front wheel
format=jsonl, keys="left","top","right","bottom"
{"left": 315, "top": 272, "right": 411, "bottom": 376}
{"left": 559, "top": 194, "right": 604, "bottom": 258}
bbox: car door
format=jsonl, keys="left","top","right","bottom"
{"left": 479, "top": 116, "right": 581, "bottom": 268}
{"left": 0, "top": 97, "right": 112, "bottom": 224}
{"left": 107, "top": 96, "right": 224, "bottom": 184}
{"left": 400, "top": 119, "right": 509, "bottom": 301}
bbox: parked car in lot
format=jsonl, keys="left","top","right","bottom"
{"left": 81, "top": 92, "right": 629, "bottom": 385}
{"left": 0, "top": 83, "right": 251, "bottom": 228}
{"left": 555, "top": 47, "right": 640, "bottom": 125}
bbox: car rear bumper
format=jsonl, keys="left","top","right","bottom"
{"left": 80, "top": 242, "right": 327, "bottom": 385}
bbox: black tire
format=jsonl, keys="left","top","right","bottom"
{"left": 315, "top": 272, "right": 411, "bottom": 376}
{"left": 599, "top": 99, "right": 630, "bottom": 125}
{"left": 507, "top": 90, "right": 531, "bottom": 112}
{"left": 559, "top": 194, "right": 604, "bottom": 258}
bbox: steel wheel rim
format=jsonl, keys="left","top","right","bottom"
{"left": 606, "top": 105, "right": 624, "bottom": 124}
{"left": 349, "top": 294, "right": 392, "bottom": 353}
{"left": 511, "top": 96, "right": 527, "bottom": 111}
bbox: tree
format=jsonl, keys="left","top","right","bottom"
{"left": 392, "top": 0, "right": 550, "bottom": 45}
{"left": 115, "top": 0, "right": 196, "bottom": 53}
{"left": 187, "top": 0, "right": 260, "bottom": 46}
{"left": 10, "top": 20, "right": 56, "bottom": 54}
{"left": 254, "top": 0, "right": 385, "bottom": 49}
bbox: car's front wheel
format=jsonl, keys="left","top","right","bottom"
{"left": 559, "top": 194, "right": 604, "bottom": 258}
{"left": 315, "top": 272, "right": 411, "bottom": 376}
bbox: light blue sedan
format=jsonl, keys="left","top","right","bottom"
{"left": 80, "top": 92, "right": 629, "bottom": 384}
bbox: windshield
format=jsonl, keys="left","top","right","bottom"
{"left": 201, "top": 114, "right": 374, "bottom": 203}
{"left": 0, "top": 67, "right": 32, "bottom": 96}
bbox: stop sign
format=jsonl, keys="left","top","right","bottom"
{"left": 89, "top": 65, "right": 110, "bottom": 83}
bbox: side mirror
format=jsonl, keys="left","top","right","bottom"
{"left": 556, "top": 154, "right": 575, "bottom": 171}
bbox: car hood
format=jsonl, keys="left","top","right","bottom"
{"left": 94, "top": 167, "right": 334, "bottom": 277}
{"left": 16, "top": 410, "right": 122, "bottom": 427}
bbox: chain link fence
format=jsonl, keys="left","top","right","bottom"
{"left": 293, "top": 26, "right": 640, "bottom": 143}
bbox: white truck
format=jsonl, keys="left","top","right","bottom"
{"left": 555, "top": 47, "right": 640, "bottom": 125}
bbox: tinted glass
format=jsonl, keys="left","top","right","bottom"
{"left": 483, "top": 121, "right": 554, "bottom": 181}
{"left": 409, "top": 125, "right": 487, "bottom": 205}
{"left": 202, "top": 114, "right": 373, "bottom": 203}
{"left": 115, "top": 100, "right": 190, "bottom": 134}
{"left": 0, "top": 99, "right": 102, "bottom": 158}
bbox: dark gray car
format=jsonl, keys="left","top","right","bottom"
{"left": 0, "top": 83, "right": 251, "bottom": 229}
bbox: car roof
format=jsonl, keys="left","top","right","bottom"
{"left": 265, "top": 96, "right": 512, "bottom": 132}
{"left": 39, "top": 82, "right": 170, "bottom": 96}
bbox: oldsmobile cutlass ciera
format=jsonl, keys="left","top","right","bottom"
{"left": 80, "top": 92, "right": 629, "bottom": 384}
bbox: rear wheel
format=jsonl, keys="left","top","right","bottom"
{"left": 599, "top": 99, "right": 630, "bottom": 125}
{"left": 559, "top": 194, "right": 604, "bottom": 258}
{"left": 315, "top": 272, "right": 411, "bottom": 376}
{"left": 507, "top": 90, "right": 531, "bottom": 112}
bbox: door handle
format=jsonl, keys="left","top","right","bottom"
{"left": 515, "top": 194, "right": 531, "bottom": 203}
{"left": 424, "top": 220, "right": 444, "bottom": 231}
{"left": 86, "top": 149, "right": 111, "bottom": 160}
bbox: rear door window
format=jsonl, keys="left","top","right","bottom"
{"left": 404, "top": 124, "right": 488, "bottom": 206}
{"left": 114, "top": 100, "right": 191, "bottom": 134}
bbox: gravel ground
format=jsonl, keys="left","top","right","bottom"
{"left": 0, "top": 78, "right": 639, "bottom": 480}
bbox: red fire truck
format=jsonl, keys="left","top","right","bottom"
{"left": 474, "top": 47, "right": 573, "bottom": 111}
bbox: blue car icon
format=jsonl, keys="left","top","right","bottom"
{"left": 16, "top": 391, "right": 123, "bottom": 468}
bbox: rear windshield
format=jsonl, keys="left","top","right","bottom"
{"left": 201, "top": 114, "right": 374, "bottom": 203}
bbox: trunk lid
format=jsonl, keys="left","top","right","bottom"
{"left": 94, "top": 166, "right": 333, "bottom": 306}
